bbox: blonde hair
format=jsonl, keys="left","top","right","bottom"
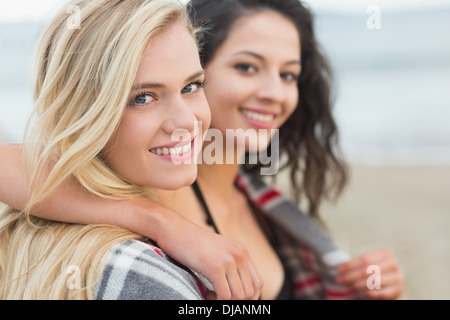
{"left": 0, "top": 210, "right": 138, "bottom": 299}
{"left": 0, "top": 0, "right": 197, "bottom": 299}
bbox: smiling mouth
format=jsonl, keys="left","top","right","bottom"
{"left": 149, "top": 141, "right": 192, "bottom": 156}
{"left": 239, "top": 108, "right": 277, "bottom": 129}
{"left": 148, "top": 136, "right": 196, "bottom": 164}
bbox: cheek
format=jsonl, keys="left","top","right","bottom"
{"left": 205, "top": 73, "right": 248, "bottom": 112}
{"left": 194, "top": 95, "right": 212, "bottom": 133}
{"left": 205, "top": 80, "right": 250, "bottom": 131}
{"left": 280, "top": 89, "right": 299, "bottom": 125}
{"left": 115, "top": 116, "right": 151, "bottom": 151}
{"left": 103, "top": 115, "right": 157, "bottom": 178}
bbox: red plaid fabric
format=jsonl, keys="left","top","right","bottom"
{"left": 236, "top": 170, "right": 357, "bottom": 300}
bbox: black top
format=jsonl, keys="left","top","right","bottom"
{"left": 191, "top": 180, "right": 292, "bottom": 300}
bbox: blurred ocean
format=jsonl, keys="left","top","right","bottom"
{"left": 315, "top": 9, "right": 450, "bottom": 166}
{"left": 1, "top": 8, "right": 450, "bottom": 166}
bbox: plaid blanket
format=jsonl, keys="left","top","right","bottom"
{"left": 94, "top": 239, "right": 206, "bottom": 300}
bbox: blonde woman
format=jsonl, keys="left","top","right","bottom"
{"left": 0, "top": 0, "right": 263, "bottom": 299}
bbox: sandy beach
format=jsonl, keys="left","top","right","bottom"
{"left": 314, "top": 164, "right": 450, "bottom": 300}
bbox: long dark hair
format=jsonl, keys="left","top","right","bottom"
{"left": 187, "top": 0, "right": 348, "bottom": 219}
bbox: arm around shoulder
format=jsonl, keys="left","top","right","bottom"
{"left": 0, "top": 142, "right": 177, "bottom": 234}
{"left": 0, "top": 143, "right": 30, "bottom": 210}
{"left": 0, "top": 143, "right": 262, "bottom": 300}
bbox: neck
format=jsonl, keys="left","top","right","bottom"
{"left": 156, "top": 144, "right": 246, "bottom": 206}
{"left": 151, "top": 188, "right": 177, "bottom": 209}
{"left": 197, "top": 144, "right": 245, "bottom": 201}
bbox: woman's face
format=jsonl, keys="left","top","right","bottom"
{"left": 103, "top": 22, "right": 210, "bottom": 190}
{"left": 204, "top": 10, "right": 301, "bottom": 152}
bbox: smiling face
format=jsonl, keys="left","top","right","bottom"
{"left": 102, "top": 22, "right": 210, "bottom": 191}
{"left": 203, "top": 10, "right": 301, "bottom": 152}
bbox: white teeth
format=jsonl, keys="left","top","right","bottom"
{"left": 150, "top": 142, "right": 192, "bottom": 155}
{"left": 241, "top": 109, "right": 274, "bottom": 123}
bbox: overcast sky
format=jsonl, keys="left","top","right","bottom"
{"left": 1, "top": 0, "right": 450, "bottom": 22}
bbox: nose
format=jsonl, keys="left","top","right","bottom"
{"left": 255, "top": 71, "right": 285, "bottom": 104}
{"left": 161, "top": 96, "right": 197, "bottom": 136}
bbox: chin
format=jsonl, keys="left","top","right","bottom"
{"left": 245, "top": 136, "right": 272, "bottom": 153}
{"left": 155, "top": 168, "right": 197, "bottom": 190}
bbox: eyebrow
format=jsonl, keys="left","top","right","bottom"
{"left": 232, "top": 50, "right": 301, "bottom": 66}
{"left": 131, "top": 70, "right": 205, "bottom": 91}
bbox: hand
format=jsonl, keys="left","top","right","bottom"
{"left": 336, "top": 248, "right": 404, "bottom": 299}
{"left": 165, "top": 224, "right": 263, "bottom": 300}
{"left": 129, "top": 199, "right": 263, "bottom": 300}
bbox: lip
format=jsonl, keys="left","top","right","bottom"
{"left": 239, "top": 107, "right": 277, "bottom": 129}
{"left": 150, "top": 137, "right": 193, "bottom": 150}
{"left": 149, "top": 136, "right": 196, "bottom": 163}
{"left": 240, "top": 107, "right": 278, "bottom": 116}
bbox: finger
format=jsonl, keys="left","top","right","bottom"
{"left": 229, "top": 243, "right": 262, "bottom": 300}
{"left": 230, "top": 244, "right": 255, "bottom": 299}
{"left": 211, "top": 270, "right": 232, "bottom": 300}
{"left": 337, "top": 261, "right": 398, "bottom": 287}
{"left": 225, "top": 266, "right": 245, "bottom": 300}
{"left": 336, "top": 264, "right": 367, "bottom": 285}
{"left": 338, "top": 249, "right": 388, "bottom": 273}
{"left": 340, "top": 262, "right": 404, "bottom": 294}
{"left": 338, "top": 249, "right": 399, "bottom": 282}
{"left": 373, "top": 270, "right": 404, "bottom": 291}
{"left": 234, "top": 245, "right": 263, "bottom": 300}
{"left": 244, "top": 259, "right": 263, "bottom": 300}
{"left": 236, "top": 263, "right": 254, "bottom": 299}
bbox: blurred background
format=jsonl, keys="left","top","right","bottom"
{"left": 1, "top": 0, "right": 449, "bottom": 299}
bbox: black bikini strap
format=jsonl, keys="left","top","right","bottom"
{"left": 191, "top": 180, "right": 220, "bottom": 234}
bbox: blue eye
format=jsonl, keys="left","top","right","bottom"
{"left": 181, "top": 80, "right": 206, "bottom": 94}
{"left": 131, "top": 93, "right": 154, "bottom": 106}
{"left": 181, "top": 84, "right": 198, "bottom": 94}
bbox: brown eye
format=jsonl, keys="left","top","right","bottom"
{"left": 281, "top": 72, "right": 299, "bottom": 82}
{"left": 235, "top": 63, "right": 257, "bottom": 74}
